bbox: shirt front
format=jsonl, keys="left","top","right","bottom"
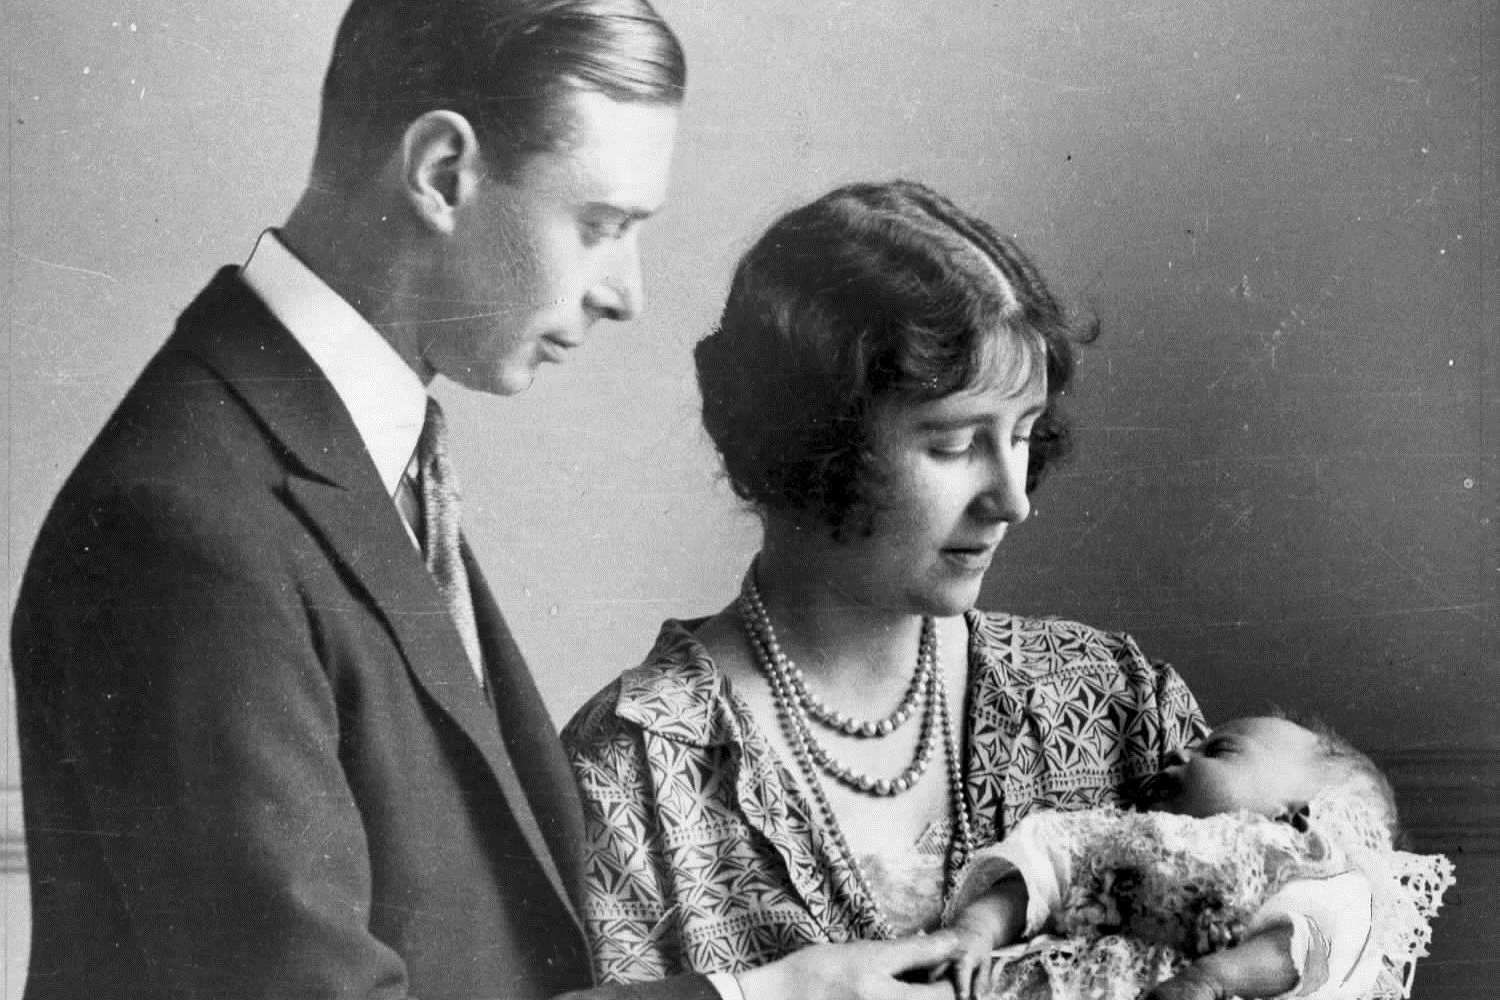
{"left": 240, "top": 230, "right": 428, "bottom": 501}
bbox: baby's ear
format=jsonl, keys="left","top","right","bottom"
{"left": 1273, "top": 802, "right": 1311, "bottom": 833}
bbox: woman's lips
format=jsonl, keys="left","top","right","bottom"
{"left": 941, "top": 545, "right": 996, "bottom": 573}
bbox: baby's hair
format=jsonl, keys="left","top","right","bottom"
{"left": 1268, "top": 705, "right": 1402, "bottom": 847}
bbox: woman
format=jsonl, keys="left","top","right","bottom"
{"left": 562, "top": 180, "right": 1209, "bottom": 990}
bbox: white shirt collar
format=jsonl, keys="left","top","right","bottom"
{"left": 240, "top": 230, "right": 428, "bottom": 497}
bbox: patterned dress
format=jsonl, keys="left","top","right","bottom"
{"left": 562, "top": 610, "right": 1208, "bottom": 984}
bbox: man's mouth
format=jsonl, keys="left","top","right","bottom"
{"left": 539, "top": 336, "right": 581, "bottom": 362}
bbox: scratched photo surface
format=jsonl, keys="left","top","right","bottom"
{"left": 1, "top": 1, "right": 1493, "bottom": 995}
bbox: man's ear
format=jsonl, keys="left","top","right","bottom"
{"left": 400, "top": 110, "right": 485, "bottom": 235}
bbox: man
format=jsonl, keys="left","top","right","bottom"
{"left": 12, "top": 1, "right": 961, "bottom": 998}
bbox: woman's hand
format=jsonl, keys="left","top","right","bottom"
{"left": 736, "top": 932, "right": 966, "bottom": 1000}
{"left": 1141, "top": 965, "right": 1226, "bottom": 1000}
{"left": 931, "top": 875, "right": 1027, "bottom": 1000}
{"left": 933, "top": 906, "right": 1007, "bottom": 1000}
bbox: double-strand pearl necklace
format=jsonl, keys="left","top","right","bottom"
{"left": 738, "top": 575, "right": 976, "bottom": 928}
{"left": 741, "top": 578, "right": 938, "bottom": 795}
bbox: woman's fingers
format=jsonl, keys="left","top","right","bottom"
{"left": 881, "top": 929, "right": 967, "bottom": 974}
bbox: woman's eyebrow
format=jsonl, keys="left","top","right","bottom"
{"left": 913, "top": 402, "right": 1046, "bottom": 432}
{"left": 913, "top": 414, "right": 988, "bottom": 432}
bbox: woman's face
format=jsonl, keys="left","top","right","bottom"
{"left": 824, "top": 359, "right": 1048, "bottom": 618}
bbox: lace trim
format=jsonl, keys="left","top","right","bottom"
{"left": 859, "top": 818, "right": 954, "bottom": 937}
{"left": 1307, "top": 790, "right": 1457, "bottom": 998}
{"left": 970, "top": 795, "right": 1454, "bottom": 1000}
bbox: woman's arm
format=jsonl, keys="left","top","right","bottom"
{"left": 564, "top": 695, "right": 687, "bottom": 985}
{"left": 1145, "top": 923, "right": 1300, "bottom": 1000}
{"left": 1148, "top": 868, "right": 1377, "bottom": 1000}
{"left": 562, "top": 688, "right": 970, "bottom": 1000}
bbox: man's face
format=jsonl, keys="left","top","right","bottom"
{"left": 421, "top": 89, "right": 679, "bottom": 395}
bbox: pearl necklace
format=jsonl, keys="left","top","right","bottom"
{"left": 739, "top": 579, "right": 937, "bottom": 795}
{"left": 747, "top": 583, "right": 932, "bottom": 739}
{"left": 738, "top": 575, "right": 975, "bottom": 931}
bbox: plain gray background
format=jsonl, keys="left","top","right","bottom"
{"left": 2, "top": 0, "right": 1494, "bottom": 994}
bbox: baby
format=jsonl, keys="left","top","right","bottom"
{"left": 940, "top": 715, "right": 1453, "bottom": 1000}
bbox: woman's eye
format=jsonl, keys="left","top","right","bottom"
{"left": 930, "top": 436, "right": 975, "bottom": 457}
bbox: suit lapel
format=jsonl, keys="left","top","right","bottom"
{"left": 174, "top": 269, "right": 580, "bottom": 927}
{"left": 467, "top": 550, "right": 585, "bottom": 926}
{"left": 287, "top": 480, "right": 578, "bottom": 927}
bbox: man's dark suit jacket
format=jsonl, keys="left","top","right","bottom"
{"left": 12, "top": 270, "right": 715, "bottom": 1000}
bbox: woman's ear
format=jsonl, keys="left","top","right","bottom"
{"left": 399, "top": 110, "right": 485, "bottom": 235}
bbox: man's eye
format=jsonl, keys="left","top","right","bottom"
{"left": 584, "top": 218, "right": 628, "bottom": 242}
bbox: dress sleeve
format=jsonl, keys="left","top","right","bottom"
{"left": 563, "top": 696, "right": 685, "bottom": 985}
{"left": 1249, "top": 871, "right": 1380, "bottom": 999}
{"left": 969, "top": 615, "right": 1211, "bottom": 832}
{"left": 1145, "top": 650, "right": 1212, "bottom": 755}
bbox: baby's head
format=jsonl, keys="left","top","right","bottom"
{"left": 1149, "top": 714, "right": 1398, "bottom": 842}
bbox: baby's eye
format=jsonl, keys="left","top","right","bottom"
{"left": 1199, "top": 738, "right": 1235, "bottom": 758}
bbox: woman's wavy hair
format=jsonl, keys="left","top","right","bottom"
{"left": 695, "top": 180, "right": 1095, "bottom": 537}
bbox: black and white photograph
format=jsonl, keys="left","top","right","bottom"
{"left": 1, "top": 2, "right": 1493, "bottom": 997}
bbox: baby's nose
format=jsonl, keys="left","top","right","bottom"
{"left": 1160, "top": 747, "right": 1189, "bottom": 769}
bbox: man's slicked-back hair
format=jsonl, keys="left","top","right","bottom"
{"left": 313, "top": 0, "right": 685, "bottom": 185}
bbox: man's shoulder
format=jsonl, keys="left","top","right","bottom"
{"left": 72, "top": 267, "right": 337, "bottom": 484}
{"left": 28, "top": 269, "right": 335, "bottom": 561}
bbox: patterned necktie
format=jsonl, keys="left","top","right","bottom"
{"left": 416, "top": 397, "right": 486, "bottom": 686}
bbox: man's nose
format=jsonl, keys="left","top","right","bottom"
{"left": 585, "top": 241, "right": 644, "bottom": 322}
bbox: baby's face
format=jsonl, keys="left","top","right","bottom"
{"left": 1148, "top": 716, "right": 1325, "bottom": 819}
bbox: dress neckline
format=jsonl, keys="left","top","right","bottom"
{"left": 715, "top": 613, "right": 983, "bottom": 940}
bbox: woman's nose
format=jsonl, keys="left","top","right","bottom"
{"left": 973, "top": 451, "right": 1031, "bottom": 524}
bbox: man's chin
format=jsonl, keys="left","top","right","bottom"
{"left": 446, "top": 364, "right": 536, "bottom": 397}
{"left": 495, "top": 371, "right": 537, "bottom": 396}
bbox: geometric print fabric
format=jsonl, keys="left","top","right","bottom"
{"left": 562, "top": 610, "right": 1209, "bottom": 984}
